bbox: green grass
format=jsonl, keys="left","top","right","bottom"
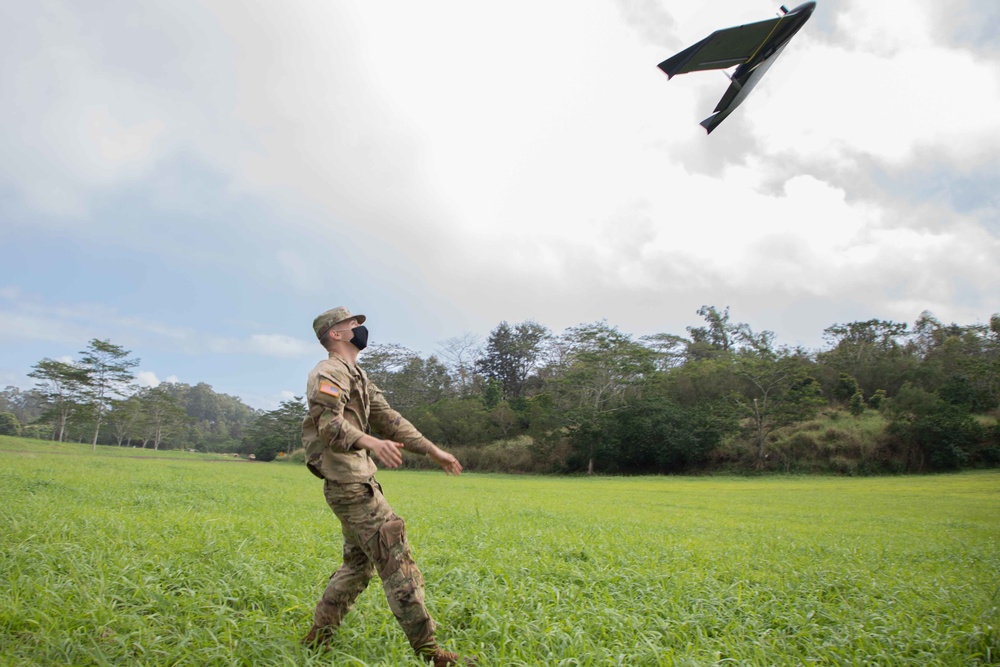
{"left": 0, "top": 435, "right": 239, "bottom": 460}
{"left": 2, "top": 436, "right": 998, "bottom": 666}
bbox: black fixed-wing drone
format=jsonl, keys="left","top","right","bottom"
{"left": 658, "top": 2, "right": 816, "bottom": 133}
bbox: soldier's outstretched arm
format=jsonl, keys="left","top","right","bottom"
{"left": 428, "top": 444, "right": 463, "bottom": 475}
{"left": 355, "top": 433, "right": 405, "bottom": 469}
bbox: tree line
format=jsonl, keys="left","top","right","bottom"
{"left": 3, "top": 308, "right": 998, "bottom": 474}
{"left": 362, "top": 307, "right": 1000, "bottom": 474}
{"left": 1, "top": 339, "right": 256, "bottom": 453}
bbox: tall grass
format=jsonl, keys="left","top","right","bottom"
{"left": 2, "top": 436, "right": 998, "bottom": 665}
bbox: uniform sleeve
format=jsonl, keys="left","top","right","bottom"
{"left": 308, "top": 366, "right": 367, "bottom": 451}
{"left": 367, "top": 382, "right": 435, "bottom": 456}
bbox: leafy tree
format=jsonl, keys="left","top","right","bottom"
{"left": 733, "top": 348, "right": 825, "bottom": 464}
{"left": 390, "top": 356, "right": 451, "bottom": 413}
{"left": 482, "top": 379, "right": 503, "bottom": 410}
{"left": 869, "top": 389, "right": 887, "bottom": 410}
{"left": 136, "top": 385, "right": 188, "bottom": 450}
{"left": 184, "top": 382, "right": 219, "bottom": 421}
{"left": 639, "top": 333, "right": 690, "bottom": 370}
{"left": 660, "top": 356, "right": 736, "bottom": 408}
{"left": 546, "top": 322, "right": 657, "bottom": 472}
{"left": 885, "top": 383, "right": 983, "bottom": 471}
{"left": 476, "top": 320, "right": 550, "bottom": 400}
{"left": 28, "top": 358, "right": 88, "bottom": 442}
{"left": 570, "top": 396, "right": 725, "bottom": 474}
{"left": 363, "top": 344, "right": 421, "bottom": 390}
{"left": 834, "top": 373, "right": 861, "bottom": 402}
{"left": 409, "top": 397, "right": 496, "bottom": 446}
{"left": 148, "top": 381, "right": 255, "bottom": 452}
{"left": 819, "top": 319, "right": 915, "bottom": 397}
{"left": 684, "top": 305, "right": 774, "bottom": 360}
{"left": 911, "top": 311, "right": 967, "bottom": 356}
{"left": 436, "top": 333, "right": 482, "bottom": 397}
{"left": 686, "top": 305, "right": 741, "bottom": 356}
{"left": 243, "top": 396, "right": 307, "bottom": 461}
{"left": 0, "top": 386, "right": 42, "bottom": 426}
{"left": 913, "top": 313, "right": 999, "bottom": 412}
{"left": 107, "top": 396, "right": 143, "bottom": 446}
{"left": 361, "top": 344, "right": 452, "bottom": 412}
{"left": 78, "top": 339, "right": 140, "bottom": 450}
{"left": 849, "top": 390, "right": 866, "bottom": 416}
{"left": 489, "top": 401, "right": 518, "bottom": 438}
{"left": 0, "top": 412, "right": 19, "bottom": 436}
{"left": 550, "top": 321, "right": 655, "bottom": 417}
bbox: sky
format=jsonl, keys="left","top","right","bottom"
{"left": 2, "top": 0, "right": 998, "bottom": 410}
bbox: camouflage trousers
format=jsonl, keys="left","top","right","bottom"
{"left": 313, "top": 477, "right": 435, "bottom": 651}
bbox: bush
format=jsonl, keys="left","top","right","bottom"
{"left": 409, "top": 398, "right": 498, "bottom": 446}
{"left": 284, "top": 448, "right": 306, "bottom": 464}
{"left": 462, "top": 437, "right": 535, "bottom": 473}
{"left": 849, "top": 390, "right": 866, "bottom": 416}
{"left": 253, "top": 438, "right": 283, "bottom": 462}
{"left": 773, "top": 432, "right": 818, "bottom": 472}
{"left": 939, "top": 375, "right": 999, "bottom": 413}
{"left": 835, "top": 374, "right": 860, "bottom": 402}
{"left": 0, "top": 412, "right": 19, "bottom": 436}
{"left": 396, "top": 436, "right": 556, "bottom": 474}
{"left": 19, "top": 424, "right": 50, "bottom": 440}
{"left": 886, "top": 384, "right": 984, "bottom": 471}
{"left": 869, "top": 389, "right": 887, "bottom": 410}
{"left": 569, "top": 400, "right": 727, "bottom": 474}
{"left": 978, "top": 422, "right": 1000, "bottom": 466}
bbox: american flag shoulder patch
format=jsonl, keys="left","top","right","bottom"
{"left": 319, "top": 382, "right": 341, "bottom": 398}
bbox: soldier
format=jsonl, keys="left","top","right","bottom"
{"left": 301, "top": 307, "right": 475, "bottom": 667}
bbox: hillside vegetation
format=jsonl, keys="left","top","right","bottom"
{"left": 4, "top": 307, "right": 998, "bottom": 475}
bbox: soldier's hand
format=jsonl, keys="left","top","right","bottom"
{"left": 363, "top": 437, "right": 405, "bottom": 468}
{"left": 430, "top": 446, "right": 463, "bottom": 475}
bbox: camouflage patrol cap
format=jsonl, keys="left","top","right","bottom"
{"left": 313, "top": 306, "right": 366, "bottom": 339}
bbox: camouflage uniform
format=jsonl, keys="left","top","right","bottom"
{"left": 303, "top": 308, "right": 439, "bottom": 653}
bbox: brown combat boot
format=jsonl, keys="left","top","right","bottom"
{"left": 418, "top": 645, "right": 477, "bottom": 666}
{"left": 301, "top": 624, "right": 335, "bottom": 650}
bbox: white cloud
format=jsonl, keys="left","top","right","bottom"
{"left": 0, "top": 311, "right": 76, "bottom": 343}
{"left": 244, "top": 334, "right": 315, "bottom": 359}
{"left": 238, "top": 389, "right": 300, "bottom": 412}
{"left": 750, "top": 41, "right": 1000, "bottom": 169}
{"left": 135, "top": 371, "right": 161, "bottom": 388}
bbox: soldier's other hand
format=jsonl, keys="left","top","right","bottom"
{"left": 430, "top": 447, "right": 463, "bottom": 475}
{"left": 368, "top": 438, "right": 405, "bottom": 468}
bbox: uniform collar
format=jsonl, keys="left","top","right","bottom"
{"left": 328, "top": 351, "right": 361, "bottom": 376}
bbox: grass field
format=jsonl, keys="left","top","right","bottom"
{"left": 2, "top": 436, "right": 998, "bottom": 666}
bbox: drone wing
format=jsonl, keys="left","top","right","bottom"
{"left": 658, "top": 17, "right": 781, "bottom": 78}
{"left": 698, "top": 42, "right": 788, "bottom": 133}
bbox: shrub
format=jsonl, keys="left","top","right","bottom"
{"left": 869, "top": 389, "right": 887, "bottom": 410}
{"left": 849, "top": 390, "right": 866, "bottom": 416}
{"left": 410, "top": 398, "right": 498, "bottom": 446}
{"left": 886, "top": 384, "right": 984, "bottom": 471}
{"left": 569, "top": 400, "right": 728, "bottom": 474}
{"left": 834, "top": 373, "right": 860, "bottom": 402}
{"left": 0, "top": 412, "right": 19, "bottom": 436}
{"left": 253, "top": 439, "right": 283, "bottom": 462}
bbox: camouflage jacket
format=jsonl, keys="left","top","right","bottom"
{"left": 302, "top": 353, "right": 434, "bottom": 481}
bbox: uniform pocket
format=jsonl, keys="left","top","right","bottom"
{"left": 372, "top": 517, "right": 407, "bottom": 580}
{"left": 324, "top": 481, "right": 374, "bottom": 506}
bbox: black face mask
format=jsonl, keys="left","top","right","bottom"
{"left": 348, "top": 325, "right": 369, "bottom": 351}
